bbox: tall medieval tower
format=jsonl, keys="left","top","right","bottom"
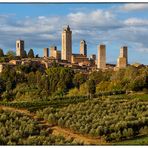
{"left": 16, "top": 40, "right": 24, "bottom": 57}
{"left": 80, "top": 40, "right": 87, "bottom": 56}
{"left": 97, "top": 44, "right": 106, "bottom": 69}
{"left": 43, "top": 48, "right": 49, "bottom": 57}
{"left": 61, "top": 25, "right": 72, "bottom": 62}
{"left": 117, "top": 46, "right": 128, "bottom": 68}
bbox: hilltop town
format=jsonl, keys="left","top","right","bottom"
{"left": 0, "top": 25, "right": 148, "bottom": 145}
{"left": 0, "top": 25, "right": 147, "bottom": 73}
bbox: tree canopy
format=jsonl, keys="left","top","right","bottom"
{"left": 28, "top": 49, "right": 34, "bottom": 58}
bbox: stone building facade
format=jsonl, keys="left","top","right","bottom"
{"left": 71, "top": 54, "right": 89, "bottom": 64}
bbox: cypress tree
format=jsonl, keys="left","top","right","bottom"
{"left": 87, "top": 79, "right": 96, "bottom": 98}
{"left": 0, "top": 48, "right": 4, "bottom": 57}
{"left": 22, "top": 50, "right": 27, "bottom": 58}
{"left": 28, "top": 49, "right": 34, "bottom": 58}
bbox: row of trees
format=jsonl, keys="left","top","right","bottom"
{"left": 67, "top": 66, "right": 148, "bottom": 96}
{"left": 0, "top": 66, "right": 76, "bottom": 101}
{"left": 0, "top": 63, "right": 148, "bottom": 101}
{"left": 21, "top": 49, "right": 35, "bottom": 58}
{"left": 0, "top": 109, "right": 82, "bottom": 145}
{"left": 0, "top": 48, "right": 35, "bottom": 59}
{"left": 36, "top": 96, "right": 148, "bottom": 142}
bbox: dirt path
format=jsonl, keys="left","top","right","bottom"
{"left": 0, "top": 105, "right": 106, "bottom": 145}
{"left": 0, "top": 105, "right": 34, "bottom": 117}
{"left": 52, "top": 126, "right": 106, "bottom": 145}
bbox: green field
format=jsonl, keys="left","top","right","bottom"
{"left": 115, "top": 135, "right": 148, "bottom": 145}
{"left": 0, "top": 91, "right": 125, "bottom": 112}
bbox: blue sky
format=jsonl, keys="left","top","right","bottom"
{"left": 0, "top": 3, "right": 148, "bottom": 64}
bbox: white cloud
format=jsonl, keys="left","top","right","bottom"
{"left": 0, "top": 9, "right": 123, "bottom": 51}
{"left": 124, "top": 18, "right": 148, "bottom": 26}
{"left": 0, "top": 15, "right": 63, "bottom": 50}
{"left": 131, "top": 42, "right": 148, "bottom": 53}
{"left": 119, "top": 3, "right": 148, "bottom": 12}
{"left": 67, "top": 9, "right": 120, "bottom": 29}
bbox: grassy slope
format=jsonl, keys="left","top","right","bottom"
{"left": 114, "top": 135, "right": 148, "bottom": 145}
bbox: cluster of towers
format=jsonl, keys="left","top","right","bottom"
{"left": 43, "top": 25, "right": 89, "bottom": 65}
{"left": 44, "top": 46, "right": 61, "bottom": 60}
{"left": 60, "top": 25, "right": 128, "bottom": 69}
{"left": 15, "top": 25, "right": 128, "bottom": 70}
{"left": 97, "top": 44, "right": 128, "bottom": 69}
{"left": 43, "top": 25, "right": 73, "bottom": 62}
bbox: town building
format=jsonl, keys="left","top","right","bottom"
{"left": 9, "top": 60, "right": 22, "bottom": 65}
{"left": 71, "top": 54, "right": 89, "bottom": 64}
{"left": 131, "top": 63, "right": 145, "bottom": 69}
{"left": 89, "top": 54, "right": 97, "bottom": 66}
{"left": 90, "top": 54, "right": 96, "bottom": 61}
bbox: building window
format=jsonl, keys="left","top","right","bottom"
{"left": 17, "top": 43, "right": 19, "bottom": 48}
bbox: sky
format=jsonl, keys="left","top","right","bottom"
{"left": 0, "top": 3, "right": 148, "bottom": 64}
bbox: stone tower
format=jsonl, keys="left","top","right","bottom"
{"left": 97, "top": 44, "right": 106, "bottom": 69}
{"left": 120, "top": 46, "right": 128, "bottom": 64}
{"left": 43, "top": 48, "right": 49, "bottom": 57}
{"left": 16, "top": 40, "right": 24, "bottom": 57}
{"left": 61, "top": 25, "right": 72, "bottom": 62}
{"left": 80, "top": 40, "right": 87, "bottom": 56}
{"left": 50, "top": 46, "right": 61, "bottom": 60}
{"left": 117, "top": 46, "right": 128, "bottom": 68}
{"left": 50, "top": 46, "right": 57, "bottom": 57}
